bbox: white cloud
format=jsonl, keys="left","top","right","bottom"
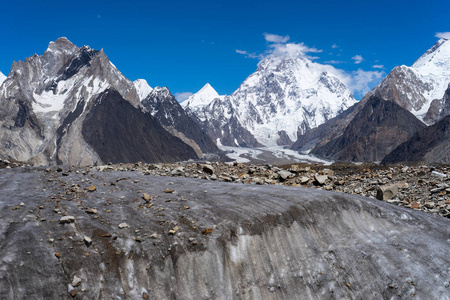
{"left": 174, "top": 92, "right": 193, "bottom": 102}
{"left": 235, "top": 49, "right": 262, "bottom": 59}
{"left": 267, "top": 42, "right": 322, "bottom": 59}
{"left": 352, "top": 55, "right": 364, "bottom": 64}
{"left": 332, "top": 43, "right": 338, "bottom": 49}
{"left": 263, "top": 33, "right": 290, "bottom": 43}
{"left": 347, "top": 69, "right": 384, "bottom": 97}
{"left": 435, "top": 32, "right": 450, "bottom": 39}
{"left": 372, "top": 64, "right": 384, "bottom": 69}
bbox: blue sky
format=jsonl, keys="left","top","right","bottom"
{"left": 0, "top": 0, "right": 448, "bottom": 100}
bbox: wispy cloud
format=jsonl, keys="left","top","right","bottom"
{"left": 347, "top": 69, "right": 384, "bottom": 97}
{"left": 372, "top": 64, "right": 384, "bottom": 69}
{"left": 235, "top": 49, "right": 262, "bottom": 59}
{"left": 331, "top": 43, "right": 339, "bottom": 49}
{"left": 263, "top": 33, "right": 290, "bottom": 43}
{"left": 267, "top": 42, "right": 322, "bottom": 60}
{"left": 435, "top": 32, "right": 450, "bottom": 39}
{"left": 174, "top": 92, "right": 193, "bottom": 102}
{"left": 325, "top": 60, "right": 345, "bottom": 64}
{"left": 352, "top": 55, "right": 364, "bottom": 64}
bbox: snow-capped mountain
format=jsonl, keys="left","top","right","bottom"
{"left": 367, "top": 38, "right": 450, "bottom": 124}
{"left": 181, "top": 83, "right": 221, "bottom": 112}
{"left": 0, "top": 37, "right": 197, "bottom": 165}
{"left": 185, "top": 53, "right": 356, "bottom": 147}
{"left": 0, "top": 71, "right": 6, "bottom": 85}
{"left": 292, "top": 38, "right": 450, "bottom": 163}
{"left": 134, "top": 79, "right": 153, "bottom": 101}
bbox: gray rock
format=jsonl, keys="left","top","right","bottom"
{"left": 202, "top": 165, "right": 214, "bottom": 175}
{"left": 59, "top": 216, "right": 75, "bottom": 224}
{"left": 376, "top": 184, "right": 399, "bottom": 200}
{"left": 314, "top": 174, "right": 328, "bottom": 185}
{"left": 278, "top": 170, "right": 293, "bottom": 181}
{"left": 71, "top": 275, "right": 81, "bottom": 287}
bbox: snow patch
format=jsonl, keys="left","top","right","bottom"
{"left": 133, "top": 79, "right": 153, "bottom": 101}
{"left": 0, "top": 71, "right": 6, "bottom": 86}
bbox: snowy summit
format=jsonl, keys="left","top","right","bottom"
{"left": 133, "top": 79, "right": 153, "bottom": 101}
{"left": 181, "top": 83, "right": 221, "bottom": 111}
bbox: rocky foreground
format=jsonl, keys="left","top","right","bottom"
{"left": 89, "top": 160, "right": 450, "bottom": 219}
{"left": 0, "top": 161, "right": 449, "bottom": 299}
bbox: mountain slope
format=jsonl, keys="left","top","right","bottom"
{"left": 292, "top": 38, "right": 450, "bottom": 161}
{"left": 82, "top": 89, "right": 197, "bottom": 163}
{"left": 382, "top": 115, "right": 450, "bottom": 164}
{"left": 0, "top": 38, "right": 197, "bottom": 165}
{"left": 312, "top": 96, "right": 426, "bottom": 162}
{"left": 185, "top": 54, "right": 356, "bottom": 147}
{"left": 382, "top": 84, "right": 450, "bottom": 164}
{"left": 368, "top": 38, "right": 450, "bottom": 124}
{"left": 141, "top": 87, "right": 220, "bottom": 156}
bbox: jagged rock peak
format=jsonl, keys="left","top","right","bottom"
{"left": 181, "top": 83, "right": 220, "bottom": 109}
{"left": 151, "top": 86, "right": 171, "bottom": 96}
{"left": 46, "top": 37, "right": 79, "bottom": 54}
{"left": 133, "top": 79, "right": 153, "bottom": 101}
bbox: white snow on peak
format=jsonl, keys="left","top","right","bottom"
{"left": 133, "top": 79, "right": 153, "bottom": 101}
{"left": 0, "top": 71, "right": 6, "bottom": 85}
{"left": 227, "top": 54, "right": 356, "bottom": 145}
{"left": 392, "top": 38, "right": 450, "bottom": 120}
{"left": 181, "top": 83, "right": 221, "bottom": 109}
{"left": 413, "top": 39, "right": 450, "bottom": 101}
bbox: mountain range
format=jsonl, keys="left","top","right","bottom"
{"left": 291, "top": 38, "right": 450, "bottom": 163}
{"left": 0, "top": 37, "right": 449, "bottom": 166}
{"left": 182, "top": 52, "right": 356, "bottom": 147}
{"left": 0, "top": 38, "right": 218, "bottom": 166}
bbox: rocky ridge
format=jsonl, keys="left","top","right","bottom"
{"left": 0, "top": 37, "right": 207, "bottom": 166}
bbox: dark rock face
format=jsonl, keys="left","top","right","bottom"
{"left": 312, "top": 96, "right": 426, "bottom": 162}
{"left": 439, "top": 83, "right": 450, "bottom": 120}
{"left": 382, "top": 115, "right": 450, "bottom": 164}
{"left": 291, "top": 102, "right": 358, "bottom": 152}
{"left": 141, "top": 87, "right": 220, "bottom": 155}
{"left": 0, "top": 167, "right": 449, "bottom": 299}
{"left": 82, "top": 89, "right": 197, "bottom": 164}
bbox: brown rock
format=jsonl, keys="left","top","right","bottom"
{"left": 411, "top": 202, "right": 421, "bottom": 209}
{"left": 143, "top": 193, "right": 151, "bottom": 201}
{"left": 69, "top": 289, "right": 77, "bottom": 298}
{"left": 202, "top": 228, "right": 213, "bottom": 235}
{"left": 168, "top": 226, "right": 179, "bottom": 235}
{"left": 87, "top": 185, "right": 96, "bottom": 192}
